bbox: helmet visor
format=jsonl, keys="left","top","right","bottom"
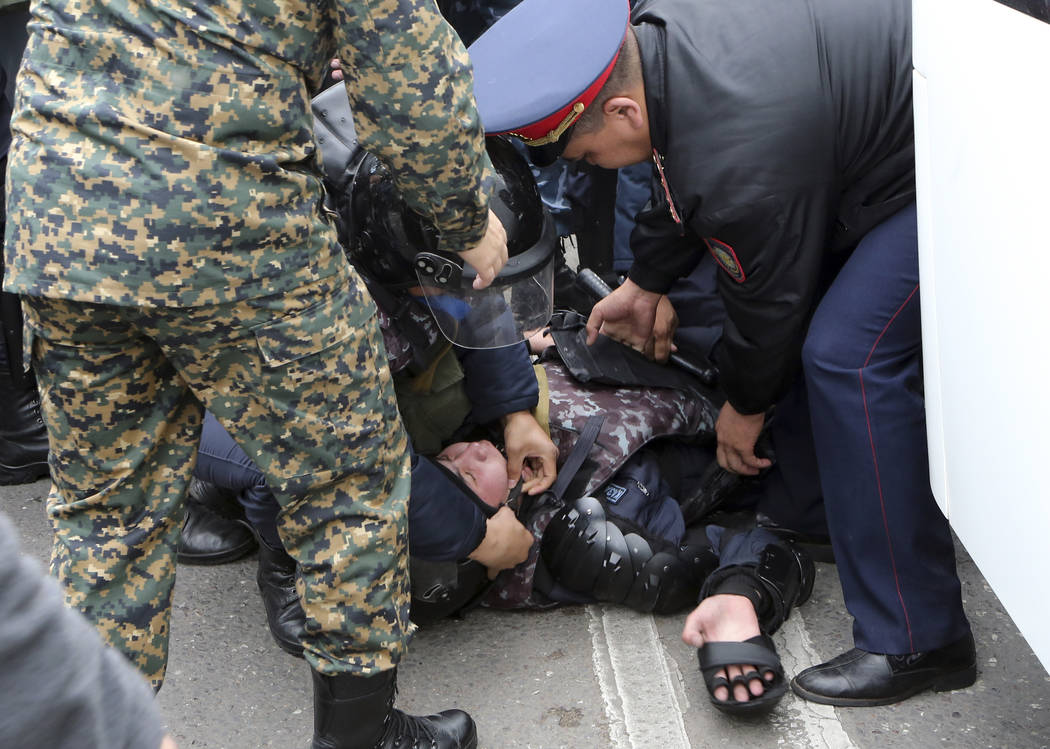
{"left": 413, "top": 215, "right": 555, "bottom": 349}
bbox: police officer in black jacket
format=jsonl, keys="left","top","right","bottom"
{"left": 467, "top": 0, "right": 976, "bottom": 707}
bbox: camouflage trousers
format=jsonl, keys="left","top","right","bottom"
{"left": 22, "top": 274, "right": 413, "bottom": 689}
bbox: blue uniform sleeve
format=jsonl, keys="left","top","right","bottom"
{"left": 458, "top": 340, "right": 538, "bottom": 425}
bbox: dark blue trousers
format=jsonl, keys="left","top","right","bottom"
{"left": 196, "top": 411, "right": 283, "bottom": 547}
{"left": 671, "top": 258, "right": 827, "bottom": 538}
{"left": 802, "top": 204, "right": 970, "bottom": 654}
{"left": 196, "top": 411, "right": 487, "bottom": 560}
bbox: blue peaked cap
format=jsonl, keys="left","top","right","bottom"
{"left": 468, "top": 0, "right": 631, "bottom": 162}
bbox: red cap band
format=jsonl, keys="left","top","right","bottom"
{"left": 500, "top": 41, "right": 623, "bottom": 145}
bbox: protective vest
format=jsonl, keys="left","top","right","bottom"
{"left": 483, "top": 312, "right": 722, "bottom": 610}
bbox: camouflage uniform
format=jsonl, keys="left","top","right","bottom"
{"left": 4, "top": 0, "right": 493, "bottom": 689}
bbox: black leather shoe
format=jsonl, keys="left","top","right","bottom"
{"left": 0, "top": 370, "right": 50, "bottom": 486}
{"left": 177, "top": 479, "right": 257, "bottom": 565}
{"left": 257, "top": 539, "right": 306, "bottom": 657}
{"left": 791, "top": 633, "right": 977, "bottom": 706}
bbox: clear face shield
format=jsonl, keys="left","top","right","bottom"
{"left": 412, "top": 211, "right": 556, "bottom": 349}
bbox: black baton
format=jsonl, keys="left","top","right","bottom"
{"left": 575, "top": 268, "right": 718, "bottom": 387}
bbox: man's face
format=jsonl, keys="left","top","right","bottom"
{"left": 561, "top": 106, "right": 651, "bottom": 169}
{"left": 436, "top": 440, "right": 509, "bottom": 508}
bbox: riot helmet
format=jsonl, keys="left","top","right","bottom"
{"left": 345, "top": 136, "right": 556, "bottom": 349}
{"left": 408, "top": 453, "right": 503, "bottom": 623}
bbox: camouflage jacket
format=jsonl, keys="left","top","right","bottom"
{"left": 3, "top": 0, "right": 492, "bottom": 306}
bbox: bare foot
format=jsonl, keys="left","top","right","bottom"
{"left": 681, "top": 593, "right": 773, "bottom": 704}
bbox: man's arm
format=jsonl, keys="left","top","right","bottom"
{"left": 586, "top": 185, "right": 701, "bottom": 358}
{"left": 331, "top": 0, "right": 496, "bottom": 258}
{"left": 501, "top": 410, "right": 558, "bottom": 495}
{"left": 703, "top": 190, "right": 832, "bottom": 416}
{"left": 409, "top": 456, "right": 532, "bottom": 575}
{"left": 468, "top": 505, "right": 534, "bottom": 578}
{"left": 458, "top": 343, "right": 557, "bottom": 494}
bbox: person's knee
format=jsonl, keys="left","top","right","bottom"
{"left": 801, "top": 322, "right": 851, "bottom": 382}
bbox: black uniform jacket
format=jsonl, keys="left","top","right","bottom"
{"left": 627, "top": 0, "right": 915, "bottom": 414}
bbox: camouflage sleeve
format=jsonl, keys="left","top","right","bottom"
{"left": 332, "top": 0, "right": 494, "bottom": 253}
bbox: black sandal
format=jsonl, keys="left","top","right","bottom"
{"left": 698, "top": 634, "right": 787, "bottom": 715}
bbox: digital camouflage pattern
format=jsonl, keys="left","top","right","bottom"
{"left": 3, "top": 0, "right": 493, "bottom": 306}
{"left": 25, "top": 276, "right": 412, "bottom": 688}
{"left": 3, "top": 0, "right": 495, "bottom": 688}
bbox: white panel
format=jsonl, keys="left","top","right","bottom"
{"left": 915, "top": 0, "right": 1050, "bottom": 672}
{"left": 913, "top": 68, "right": 949, "bottom": 514}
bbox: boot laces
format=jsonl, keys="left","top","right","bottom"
{"left": 380, "top": 708, "right": 440, "bottom": 749}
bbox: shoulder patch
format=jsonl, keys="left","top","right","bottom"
{"left": 704, "top": 237, "right": 746, "bottom": 283}
{"left": 603, "top": 483, "right": 627, "bottom": 504}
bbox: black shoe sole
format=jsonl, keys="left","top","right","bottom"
{"left": 269, "top": 630, "right": 305, "bottom": 659}
{"left": 790, "top": 662, "right": 978, "bottom": 707}
{"left": 458, "top": 723, "right": 478, "bottom": 749}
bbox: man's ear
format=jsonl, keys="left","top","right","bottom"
{"left": 603, "top": 95, "right": 644, "bottom": 129}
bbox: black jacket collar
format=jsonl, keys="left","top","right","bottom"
{"left": 632, "top": 19, "right": 668, "bottom": 158}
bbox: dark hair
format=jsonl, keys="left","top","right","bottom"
{"left": 572, "top": 26, "right": 642, "bottom": 136}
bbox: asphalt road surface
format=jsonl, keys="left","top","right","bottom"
{"left": 3, "top": 475, "right": 1049, "bottom": 749}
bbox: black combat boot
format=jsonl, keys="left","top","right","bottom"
{"left": 311, "top": 667, "right": 478, "bottom": 749}
{"left": 257, "top": 537, "right": 307, "bottom": 657}
{"left": 0, "top": 369, "right": 50, "bottom": 486}
{"left": 177, "top": 478, "right": 257, "bottom": 565}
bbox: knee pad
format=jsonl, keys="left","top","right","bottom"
{"left": 541, "top": 495, "right": 611, "bottom": 594}
{"left": 541, "top": 496, "right": 709, "bottom": 615}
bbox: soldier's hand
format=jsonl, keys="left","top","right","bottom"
{"left": 715, "top": 403, "right": 771, "bottom": 475}
{"left": 459, "top": 209, "right": 508, "bottom": 290}
{"left": 329, "top": 58, "right": 344, "bottom": 81}
{"left": 468, "top": 506, "right": 534, "bottom": 578}
{"left": 502, "top": 411, "right": 558, "bottom": 495}
{"left": 585, "top": 278, "right": 663, "bottom": 352}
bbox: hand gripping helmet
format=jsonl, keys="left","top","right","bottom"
{"left": 312, "top": 83, "right": 556, "bottom": 349}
